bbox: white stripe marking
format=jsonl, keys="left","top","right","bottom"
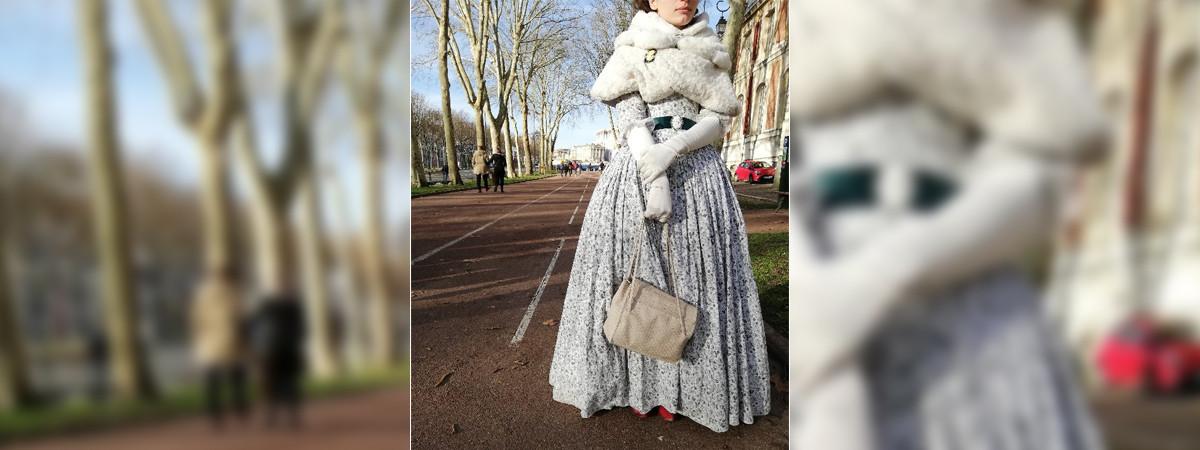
{"left": 511, "top": 236, "right": 567, "bottom": 345}
{"left": 568, "top": 205, "right": 581, "bottom": 225}
{"left": 413, "top": 181, "right": 572, "bottom": 264}
{"left": 567, "top": 182, "right": 589, "bottom": 225}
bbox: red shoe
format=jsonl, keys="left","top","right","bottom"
{"left": 656, "top": 406, "right": 675, "bottom": 422}
{"left": 631, "top": 406, "right": 652, "bottom": 418}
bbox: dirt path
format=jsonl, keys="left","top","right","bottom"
{"left": 411, "top": 173, "right": 789, "bottom": 449}
{"left": 7, "top": 387, "right": 410, "bottom": 450}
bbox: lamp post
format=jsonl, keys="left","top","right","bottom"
{"left": 716, "top": 0, "right": 729, "bottom": 38}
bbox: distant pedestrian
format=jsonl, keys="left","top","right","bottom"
{"left": 249, "top": 289, "right": 306, "bottom": 430}
{"left": 489, "top": 149, "right": 507, "bottom": 193}
{"left": 441, "top": 163, "right": 449, "bottom": 183}
{"left": 191, "top": 265, "right": 249, "bottom": 430}
{"left": 84, "top": 323, "right": 109, "bottom": 403}
{"left": 472, "top": 148, "right": 490, "bottom": 193}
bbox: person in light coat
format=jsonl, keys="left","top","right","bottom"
{"left": 190, "top": 265, "right": 249, "bottom": 429}
{"left": 472, "top": 148, "right": 490, "bottom": 193}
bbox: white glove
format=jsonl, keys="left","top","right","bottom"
{"left": 643, "top": 175, "right": 672, "bottom": 222}
{"left": 792, "top": 364, "right": 874, "bottom": 450}
{"left": 626, "top": 124, "right": 655, "bottom": 162}
{"left": 791, "top": 145, "right": 1064, "bottom": 394}
{"left": 637, "top": 116, "right": 724, "bottom": 183}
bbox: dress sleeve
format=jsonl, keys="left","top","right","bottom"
{"left": 608, "top": 92, "right": 655, "bottom": 144}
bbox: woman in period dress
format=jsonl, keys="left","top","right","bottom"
{"left": 548, "top": 0, "right": 772, "bottom": 433}
{"left": 792, "top": 0, "right": 1110, "bottom": 448}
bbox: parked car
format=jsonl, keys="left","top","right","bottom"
{"left": 1097, "top": 314, "right": 1200, "bottom": 395}
{"left": 734, "top": 160, "right": 776, "bottom": 183}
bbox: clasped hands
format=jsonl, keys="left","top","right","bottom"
{"left": 628, "top": 116, "right": 722, "bottom": 222}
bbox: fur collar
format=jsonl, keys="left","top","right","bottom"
{"left": 590, "top": 11, "right": 740, "bottom": 116}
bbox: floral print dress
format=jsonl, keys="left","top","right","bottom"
{"left": 548, "top": 92, "right": 772, "bottom": 433}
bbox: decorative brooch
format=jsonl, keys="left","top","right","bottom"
{"left": 644, "top": 48, "right": 657, "bottom": 63}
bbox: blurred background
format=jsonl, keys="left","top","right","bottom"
{"left": 0, "top": 0, "right": 411, "bottom": 448}
{"left": 1043, "top": 1, "right": 1200, "bottom": 447}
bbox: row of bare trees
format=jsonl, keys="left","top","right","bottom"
{"left": 2, "top": 0, "right": 407, "bottom": 407}
{"left": 136, "top": 0, "right": 404, "bottom": 385}
{"left": 413, "top": 0, "right": 597, "bottom": 185}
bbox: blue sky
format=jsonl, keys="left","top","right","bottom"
{"left": 410, "top": 1, "right": 731, "bottom": 150}
{"left": 0, "top": 1, "right": 405, "bottom": 236}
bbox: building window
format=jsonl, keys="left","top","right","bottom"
{"left": 762, "top": 10, "right": 774, "bottom": 60}
{"left": 776, "top": 69, "right": 788, "bottom": 131}
{"left": 753, "top": 83, "right": 767, "bottom": 133}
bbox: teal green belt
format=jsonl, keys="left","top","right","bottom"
{"left": 816, "top": 165, "right": 957, "bottom": 213}
{"left": 650, "top": 116, "right": 696, "bottom": 131}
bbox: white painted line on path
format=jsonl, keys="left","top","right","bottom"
{"left": 413, "top": 180, "right": 572, "bottom": 264}
{"left": 511, "top": 236, "right": 567, "bottom": 345}
{"left": 567, "top": 181, "right": 589, "bottom": 225}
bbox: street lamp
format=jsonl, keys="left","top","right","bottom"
{"left": 715, "top": 0, "right": 729, "bottom": 38}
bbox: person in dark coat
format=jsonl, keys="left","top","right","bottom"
{"left": 248, "top": 290, "right": 306, "bottom": 429}
{"left": 489, "top": 149, "right": 507, "bottom": 193}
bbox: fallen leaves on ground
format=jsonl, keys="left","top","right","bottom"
{"left": 542, "top": 319, "right": 558, "bottom": 326}
{"left": 435, "top": 371, "right": 454, "bottom": 387}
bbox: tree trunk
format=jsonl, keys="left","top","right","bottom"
{"left": 358, "top": 114, "right": 394, "bottom": 367}
{"left": 437, "top": 0, "right": 462, "bottom": 185}
{"left": 723, "top": 0, "right": 746, "bottom": 64}
{"left": 325, "top": 169, "right": 370, "bottom": 372}
{"left": 298, "top": 173, "right": 337, "bottom": 378}
{"left": 79, "top": 0, "right": 157, "bottom": 401}
{"left": 504, "top": 114, "right": 518, "bottom": 176}
{"left": 0, "top": 203, "right": 33, "bottom": 410}
{"left": 411, "top": 136, "right": 428, "bottom": 187}
{"left": 487, "top": 116, "right": 504, "bottom": 164}
{"left": 502, "top": 120, "right": 514, "bottom": 174}
{"left": 519, "top": 96, "right": 535, "bottom": 174}
{"left": 413, "top": 132, "right": 426, "bottom": 187}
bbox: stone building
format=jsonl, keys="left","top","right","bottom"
{"left": 1045, "top": 0, "right": 1200, "bottom": 379}
{"left": 720, "top": 0, "right": 789, "bottom": 172}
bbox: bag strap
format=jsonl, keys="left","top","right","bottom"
{"left": 626, "top": 175, "right": 688, "bottom": 338}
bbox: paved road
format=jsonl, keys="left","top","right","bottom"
{"left": 410, "top": 173, "right": 789, "bottom": 449}
{"left": 7, "top": 387, "right": 410, "bottom": 450}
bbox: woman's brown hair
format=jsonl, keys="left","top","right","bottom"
{"left": 633, "top": 0, "right": 652, "bottom": 13}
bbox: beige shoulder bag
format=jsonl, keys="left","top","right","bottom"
{"left": 603, "top": 219, "right": 698, "bottom": 363}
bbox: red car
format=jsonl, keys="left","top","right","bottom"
{"left": 1096, "top": 314, "right": 1200, "bottom": 395}
{"left": 734, "top": 160, "right": 776, "bottom": 183}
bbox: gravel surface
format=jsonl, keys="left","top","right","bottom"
{"left": 411, "top": 174, "right": 789, "bottom": 449}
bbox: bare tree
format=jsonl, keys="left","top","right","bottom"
{"left": 336, "top": 0, "right": 404, "bottom": 367}
{"left": 483, "top": 0, "right": 566, "bottom": 174}
{"left": 575, "top": 0, "right": 634, "bottom": 138}
{"left": 80, "top": 0, "right": 157, "bottom": 401}
{"left": 420, "top": 0, "right": 494, "bottom": 185}
{"left": 234, "top": 0, "right": 344, "bottom": 378}
{"left": 515, "top": 30, "right": 566, "bottom": 173}
{"left": 0, "top": 180, "right": 32, "bottom": 410}
{"left": 432, "top": 0, "right": 463, "bottom": 185}
{"left": 722, "top": 0, "right": 746, "bottom": 62}
{"left": 532, "top": 46, "right": 591, "bottom": 165}
{"left": 0, "top": 93, "right": 31, "bottom": 410}
{"left": 134, "top": 0, "right": 242, "bottom": 277}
